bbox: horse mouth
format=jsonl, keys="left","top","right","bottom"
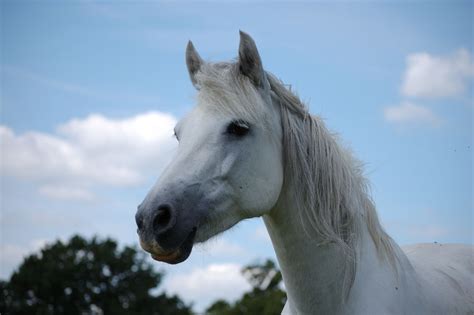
{"left": 150, "top": 228, "right": 197, "bottom": 264}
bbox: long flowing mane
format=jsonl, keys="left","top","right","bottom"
{"left": 267, "top": 72, "right": 396, "bottom": 294}
{"left": 195, "top": 62, "right": 396, "bottom": 295}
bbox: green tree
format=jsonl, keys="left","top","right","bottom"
{"left": 205, "top": 260, "right": 286, "bottom": 315}
{"left": 0, "top": 235, "right": 192, "bottom": 315}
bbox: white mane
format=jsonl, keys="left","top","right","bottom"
{"left": 267, "top": 73, "right": 397, "bottom": 295}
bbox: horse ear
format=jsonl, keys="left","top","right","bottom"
{"left": 238, "top": 31, "right": 265, "bottom": 88}
{"left": 186, "top": 40, "right": 203, "bottom": 88}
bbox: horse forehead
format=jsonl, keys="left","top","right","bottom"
{"left": 189, "top": 105, "right": 226, "bottom": 123}
{"left": 178, "top": 107, "right": 224, "bottom": 140}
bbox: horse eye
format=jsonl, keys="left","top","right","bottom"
{"left": 226, "top": 120, "right": 250, "bottom": 137}
{"left": 173, "top": 130, "right": 179, "bottom": 141}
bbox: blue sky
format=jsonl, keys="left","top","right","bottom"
{"left": 1, "top": 1, "right": 472, "bottom": 311}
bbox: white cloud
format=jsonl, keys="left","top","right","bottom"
{"left": 384, "top": 102, "right": 440, "bottom": 126}
{"left": 165, "top": 263, "right": 251, "bottom": 311}
{"left": 1, "top": 111, "right": 178, "bottom": 199}
{"left": 401, "top": 49, "right": 474, "bottom": 98}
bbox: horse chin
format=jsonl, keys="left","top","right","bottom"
{"left": 150, "top": 228, "right": 197, "bottom": 264}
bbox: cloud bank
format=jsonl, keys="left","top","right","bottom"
{"left": 1, "top": 111, "right": 178, "bottom": 200}
{"left": 385, "top": 49, "right": 473, "bottom": 127}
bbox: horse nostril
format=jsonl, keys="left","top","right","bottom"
{"left": 153, "top": 204, "right": 176, "bottom": 235}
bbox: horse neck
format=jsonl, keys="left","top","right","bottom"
{"left": 263, "top": 192, "right": 403, "bottom": 314}
{"left": 263, "top": 201, "right": 344, "bottom": 313}
{"left": 263, "top": 84, "right": 416, "bottom": 313}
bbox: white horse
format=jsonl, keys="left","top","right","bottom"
{"left": 136, "top": 31, "right": 473, "bottom": 314}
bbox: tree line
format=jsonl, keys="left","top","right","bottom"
{"left": 0, "top": 235, "right": 285, "bottom": 315}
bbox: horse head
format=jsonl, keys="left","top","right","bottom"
{"left": 135, "top": 31, "right": 284, "bottom": 264}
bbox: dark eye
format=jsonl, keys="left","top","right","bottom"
{"left": 173, "top": 129, "right": 179, "bottom": 141}
{"left": 226, "top": 120, "right": 250, "bottom": 137}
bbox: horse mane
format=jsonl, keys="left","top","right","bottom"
{"left": 266, "top": 72, "right": 396, "bottom": 294}
{"left": 195, "top": 62, "right": 396, "bottom": 295}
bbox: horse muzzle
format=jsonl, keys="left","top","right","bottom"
{"left": 135, "top": 201, "right": 198, "bottom": 264}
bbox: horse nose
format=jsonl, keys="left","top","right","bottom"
{"left": 153, "top": 204, "right": 177, "bottom": 237}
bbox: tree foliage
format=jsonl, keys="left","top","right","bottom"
{"left": 0, "top": 235, "right": 192, "bottom": 315}
{"left": 205, "top": 260, "right": 286, "bottom": 315}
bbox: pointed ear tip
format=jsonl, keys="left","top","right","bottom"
{"left": 239, "top": 31, "right": 257, "bottom": 49}
{"left": 239, "top": 30, "right": 250, "bottom": 39}
{"left": 186, "top": 41, "right": 202, "bottom": 62}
